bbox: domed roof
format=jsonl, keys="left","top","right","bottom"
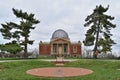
{"left": 52, "top": 29, "right": 69, "bottom": 39}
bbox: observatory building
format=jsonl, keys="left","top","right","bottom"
{"left": 39, "top": 29, "right": 81, "bottom": 56}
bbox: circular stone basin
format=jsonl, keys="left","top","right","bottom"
{"left": 26, "top": 67, "right": 93, "bottom": 77}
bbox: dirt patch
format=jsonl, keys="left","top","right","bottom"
{"left": 26, "top": 67, "right": 93, "bottom": 77}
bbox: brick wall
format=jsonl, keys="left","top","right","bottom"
{"left": 39, "top": 43, "right": 51, "bottom": 55}
{"left": 39, "top": 41, "right": 82, "bottom": 56}
{"left": 70, "top": 43, "right": 81, "bottom": 55}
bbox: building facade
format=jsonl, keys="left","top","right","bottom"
{"left": 39, "top": 29, "right": 82, "bottom": 56}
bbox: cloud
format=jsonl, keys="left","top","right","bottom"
{"left": 0, "top": 0, "right": 120, "bottom": 53}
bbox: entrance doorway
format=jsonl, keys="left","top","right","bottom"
{"left": 58, "top": 45, "right": 62, "bottom": 55}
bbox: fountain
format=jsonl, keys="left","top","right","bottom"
{"left": 55, "top": 56, "right": 65, "bottom": 66}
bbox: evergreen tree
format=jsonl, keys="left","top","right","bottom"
{"left": 83, "top": 5, "right": 116, "bottom": 58}
{"left": 0, "top": 8, "right": 40, "bottom": 58}
{"left": 0, "top": 41, "right": 23, "bottom": 54}
{"left": 0, "top": 44, "right": 5, "bottom": 54}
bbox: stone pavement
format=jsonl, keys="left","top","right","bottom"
{"left": 40, "top": 59, "right": 78, "bottom": 62}
{"left": 26, "top": 67, "right": 93, "bottom": 77}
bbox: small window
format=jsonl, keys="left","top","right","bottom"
{"left": 44, "top": 45, "right": 46, "bottom": 51}
{"left": 53, "top": 44, "right": 57, "bottom": 53}
{"left": 73, "top": 46, "right": 77, "bottom": 53}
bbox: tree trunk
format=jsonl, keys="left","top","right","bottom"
{"left": 93, "top": 51, "right": 98, "bottom": 59}
{"left": 24, "top": 37, "right": 28, "bottom": 58}
{"left": 93, "top": 19, "right": 100, "bottom": 59}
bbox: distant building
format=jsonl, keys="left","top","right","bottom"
{"left": 39, "top": 29, "right": 82, "bottom": 56}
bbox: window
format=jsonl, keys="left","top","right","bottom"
{"left": 44, "top": 45, "right": 47, "bottom": 51}
{"left": 64, "top": 44, "right": 67, "bottom": 53}
{"left": 73, "top": 46, "right": 77, "bottom": 53}
{"left": 53, "top": 44, "right": 57, "bottom": 53}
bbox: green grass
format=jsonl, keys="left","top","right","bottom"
{"left": 0, "top": 59, "right": 120, "bottom": 80}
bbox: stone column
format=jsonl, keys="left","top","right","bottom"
{"left": 68, "top": 43, "right": 70, "bottom": 54}
{"left": 57, "top": 43, "right": 58, "bottom": 54}
{"left": 51, "top": 43, "right": 53, "bottom": 55}
{"left": 62, "top": 43, "right": 64, "bottom": 55}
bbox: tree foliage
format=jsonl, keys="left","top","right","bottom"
{"left": 0, "top": 41, "right": 23, "bottom": 54}
{"left": 83, "top": 5, "right": 116, "bottom": 58}
{"left": 0, "top": 8, "right": 40, "bottom": 57}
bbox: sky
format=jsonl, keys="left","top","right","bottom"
{"left": 0, "top": 0, "right": 120, "bottom": 56}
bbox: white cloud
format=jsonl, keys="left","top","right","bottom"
{"left": 0, "top": 0, "right": 120, "bottom": 54}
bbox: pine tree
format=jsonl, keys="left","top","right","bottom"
{"left": 83, "top": 5, "right": 116, "bottom": 58}
{"left": 0, "top": 8, "right": 40, "bottom": 58}
{"left": 1, "top": 41, "right": 23, "bottom": 54}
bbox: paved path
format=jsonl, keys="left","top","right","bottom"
{"left": 0, "top": 59, "right": 78, "bottom": 63}
{"left": 40, "top": 59, "right": 78, "bottom": 62}
{"left": 0, "top": 60, "right": 26, "bottom": 63}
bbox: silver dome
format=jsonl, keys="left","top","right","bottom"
{"left": 52, "top": 29, "right": 69, "bottom": 39}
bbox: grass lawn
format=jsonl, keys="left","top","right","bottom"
{"left": 0, "top": 59, "right": 120, "bottom": 80}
